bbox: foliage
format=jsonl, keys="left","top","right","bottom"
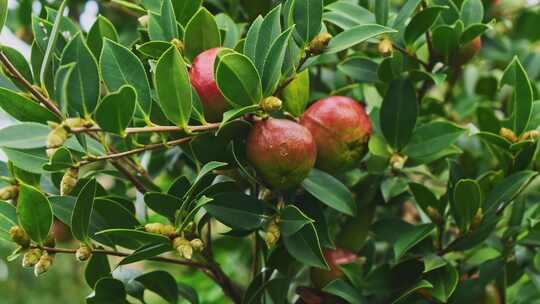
{"left": 0, "top": 0, "right": 539, "bottom": 303}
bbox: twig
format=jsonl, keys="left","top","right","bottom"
{"left": 0, "top": 51, "right": 63, "bottom": 118}
{"left": 70, "top": 123, "right": 221, "bottom": 135}
{"left": 392, "top": 43, "right": 430, "bottom": 70}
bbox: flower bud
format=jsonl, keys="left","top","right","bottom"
{"left": 171, "top": 38, "right": 184, "bottom": 53}
{"left": 76, "top": 244, "right": 92, "bottom": 261}
{"left": 63, "top": 118, "right": 89, "bottom": 129}
{"left": 389, "top": 153, "right": 406, "bottom": 170}
{"left": 34, "top": 252, "right": 53, "bottom": 277}
{"left": 160, "top": 224, "right": 177, "bottom": 238}
{"left": 22, "top": 248, "right": 42, "bottom": 268}
{"left": 0, "top": 185, "right": 19, "bottom": 201}
{"left": 173, "top": 237, "right": 193, "bottom": 259}
{"left": 9, "top": 225, "right": 30, "bottom": 248}
{"left": 46, "top": 126, "right": 69, "bottom": 157}
{"left": 264, "top": 219, "right": 280, "bottom": 247}
{"left": 499, "top": 127, "right": 518, "bottom": 143}
{"left": 145, "top": 223, "right": 164, "bottom": 234}
{"left": 60, "top": 167, "right": 79, "bottom": 196}
{"left": 307, "top": 33, "right": 332, "bottom": 54}
{"left": 260, "top": 97, "right": 282, "bottom": 113}
{"left": 378, "top": 37, "right": 393, "bottom": 55}
{"left": 190, "top": 238, "right": 204, "bottom": 251}
{"left": 520, "top": 130, "right": 540, "bottom": 142}
{"left": 138, "top": 15, "right": 149, "bottom": 28}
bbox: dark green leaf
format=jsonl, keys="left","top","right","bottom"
{"left": 338, "top": 56, "right": 379, "bottom": 83}
{"left": 71, "top": 178, "right": 97, "bottom": 242}
{"left": 323, "top": 279, "right": 363, "bottom": 304}
{"left": 0, "top": 88, "right": 60, "bottom": 123}
{"left": 283, "top": 221, "right": 328, "bottom": 269}
{"left": 144, "top": 192, "right": 182, "bottom": 221}
{"left": 205, "top": 192, "right": 270, "bottom": 230}
{"left": 281, "top": 69, "right": 310, "bottom": 116}
{"left": 452, "top": 179, "right": 482, "bottom": 231}
{"left": 184, "top": 8, "right": 220, "bottom": 61}
{"left": 154, "top": 46, "right": 192, "bottom": 128}
{"left": 87, "top": 16, "right": 119, "bottom": 60}
{"left": 461, "top": 0, "right": 484, "bottom": 27}
{"left": 325, "top": 24, "right": 396, "bottom": 54}
{"left": 425, "top": 264, "right": 459, "bottom": 302}
{"left": 17, "top": 184, "right": 52, "bottom": 244}
{"left": 87, "top": 278, "right": 127, "bottom": 304}
{"left": 402, "top": 121, "right": 465, "bottom": 158}
{"left": 135, "top": 271, "right": 178, "bottom": 304}
{"left": 380, "top": 78, "right": 418, "bottom": 150}
{"left": 404, "top": 6, "right": 447, "bottom": 46}
{"left": 432, "top": 25, "right": 459, "bottom": 57}
{"left": 172, "top": 0, "right": 201, "bottom": 25}
{"left": 292, "top": 0, "right": 323, "bottom": 44}
{"left": 302, "top": 169, "right": 356, "bottom": 216}
{"left": 501, "top": 57, "right": 533, "bottom": 135}
{"left": 244, "top": 5, "right": 281, "bottom": 74}
{"left": 95, "top": 85, "right": 136, "bottom": 135}
{"left": 148, "top": 0, "right": 178, "bottom": 41}
{"left": 85, "top": 253, "right": 111, "bottom": 288}
{"left": 95, "top": 229, "right": 170, "bottom": 250}
{"left": 373, "top": 219, "right": 435, "bottom": 260}
{"left": 118, "top": 242, "right": 172, "bottom": 266}
{"left": 262, "top": 27, "right": 294, "bottom": 96}
{"left": 0, "top": 123, "right": 50, "bottom": 149}
{"left": 279, "top": 205, "right": 313, "bottom": 236}
{"left": 485, "top": 171, "right": 538, "bottom": 213}
{"left": 215, "top": 52, "right": 262, "bottom": 108}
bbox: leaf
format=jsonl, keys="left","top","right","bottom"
{"left": 461, "top": 0, "right": 484, "bottom": 27}
{"left": 154, "top": 46, "right": 192, "bottom": 128}
{"left": 100, "top": 39, "right": 152, "bottom": 117}
{"left": 302, "top": 169, "right": 356, "bottom": 216}
{"left": 39, "top": 0, "right": 67, "bottom": 88}
{"left": 243, "top": 269, "right": 273, "bottom": 304}
{"left": 323, "top": 1, "right": 375, "bottom": 30}
{"left": 279, "top": 205, "right": 313, "bottom": 236}
{"left": 0, "top": 201, "right": 17, "bottom": 240}
{"left": 0, "top": 0, "right": 7, "bottom": 32}
{"left": 432, "top": 25, "right": 459, "bottom": 57}
{"left": 337, "top": 56, "right": 379, "bottom": 83}
{"left": 380, "top": 78, "right": 418, "bottom": 150}
{"left": 244, "top": 5, "right": 281, "bottom": 74}
{"left": 323, "top": 279, "right": 363, "bottom": 304}
{"left": 461, "top": 23, "right": 490, "bottom": 44}
{"left": 501, "top": 57, "right": 534, "bottom": 135}
{"left": 184, "top": 161, "right": 228, "bottom": 200}
{"left": 219, "top": 104, "right": 261, "bottom": 128}
{"left": 135, "top": 271, "right": 178, "bottom": 304}
{"left": 172, "top": 0, "right": 202, "bottom": 25}
{"left": 0, "top": 123, "right": 50, "bottom": 149}
{"left": 425, "top": 264, "right": 459, "bottom": 302}
{"left": 86, "top": 278, "right": 127, "bottom": 304}
{"left": 402, "top": 121, "right": 466, "bottom": 158}
{"left": 0, "top": 88, "right": 60, "bottom": 123}
{"left": 215, "top": 52, "right": 263, "bottom": 108}
{"left": 148, "top": 0, "right": 178, "bottom": 41}
{"left": 204, "top": 192, "right": 270, "bottom": 230}
{"left": 409, "top": 182, "right": 443, "bottom": 214}
{"left": 118, "top": 243, "right": 172, "bottom": 267}
{"left": 373, "top": 219, "right": 435, "bottom": 260}
{"left": 325, "top": 24, "right": 397, "bottom": 54}
{"left": 183, "top": 8, "right": 220, "bottom": 61}
{"left": 144, "top": 192, "right": 182, "bottom": 221}
{"left": 292, "top": 0, "right": 323, "bottom": 44}
{"left": 452, "top": 179, "right": 482, "bottom": 231}
{"left": 87, "top": 15, "right": 119, "bottom": 60}
{"left": 16, "top": 184, "right": 52, "bottom": 244}
{"left": 71, "top": 178, "right": 97, "bottom": 242}
{"left": 404, "top": 6, "right": 447, "bottom": 45}
{"left": 392, "top": 0, "right": 422, "bottom": 30}
{"left": 216, "top": 13, "right": 241, "bottom": 49}
{"left": 392, "top": 279, "right": 433, "bottom": 304}
{"left": 262, "top": 27, "right": 294, "bottom": 96}
{"left": 60, "top": 32, "right": 100, "bottom": 115}
{"left": 423, "top": 253, "right": 447, "bottom": 273}
{"left": 95, "top": 85, "right": 136, "bottom": 135}
{"left": 281, "top": 69, "right": 310, "bottom": 117}
{"left": 1, "top": 46, "right": 34, "bottom": 90}
{"left": 375, "top": 0, "right": 389, "bottom": 26}
{"left": 136, "top": 41, "right": 171, "bottom": 59}
{"left": 85, "top": 253, "right": 112, "bottom": 288}
{"left": 484, "top": 171, "right": 538, "bottom": 213}
{"left": 95, "top": 229, "right": 170, "bottom": 250}
{"left": 283, "top": 221, "right": 328, "bottom": 269}
{"left": 2, "top": 148, "right": 48, "bottom": 174}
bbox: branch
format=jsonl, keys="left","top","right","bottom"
{"left": 70, "top": 122, "right": 221, "bottom": 135}
{"left": 0, "top": 51, "right": 64, "bottom": 118}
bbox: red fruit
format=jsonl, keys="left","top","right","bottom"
{"left": 310, "top": 247, "right": 357, "bottom": 288}
{"left": 246, "top": 118, "right": 317, "bottom": 190}
{"left": 189, "top": 48, "right": 229, "bottom": 122}
{"left": 456, "top": 37, "right": 482, "bottom": 66}
{"left": 300, "top": 96, "right": 372, "bottom": 173}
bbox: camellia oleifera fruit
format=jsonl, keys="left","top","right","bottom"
{"left": 300, "top": 96, "right": 372, "bottom": 173}
{"left": 189, "top": 48, "right": 229, "bottom": 122}
{"left": 246, "top": 118, "right": 316, "bottom": 189}
{"left": 310, "top": 247, "right": 358, "bottom": 288}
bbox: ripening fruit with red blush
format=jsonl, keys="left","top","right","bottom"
{"left": 189, "top": 48, "right": 229, "bottom": 122}
{"left": 456, "top": 37, "right": 482, "bottom": 66}
{"left": 300, "top": 96, "right": 372, "bottom": 173}
{"left": 310, "top": 247, "right": 358, "bottom": 288}
{"left": 246, "top": 118, "right": 317, "bottom": 190}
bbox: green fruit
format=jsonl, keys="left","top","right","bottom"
{"left": 246, "top": 118, "right": 317, "bottom": 189}
{"left": 300, "top": 96, "right": 372, "bottom": 173}
{"left": 310, "top": 247, "right": 357, "bottom": 289}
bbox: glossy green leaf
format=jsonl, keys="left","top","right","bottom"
{"left": 323, "top": 279, "right": 363, "bottom": 304}
{"left": 244, "top": 5, "right": 281, "bottom": 74}
{"left": 205, "top": 192, "right": 270, "bottom": 230}
{"left": 85, "top": 253, "right": 112, "bottom": 288}
{"left": 39, "top": 0, "right": 67, "bottom": 88}
{"left": 432, "top": 25, "right": 459, "bottom": 56}
{"left": 0, "top": 123, "right": 50, "bottom": 149}
{"left": 484, "top": 171, "right": 538, "bottom": 213}
{"left": 17, "top": 184, "right": 52, "bottom": 244}
{"left": 2, "top": 148, "right": 48, "bottom": 174}
{"left": 375, "top": 0, "right": 389, "bottom": 26}
{"left": 95, "top": 229, "right": 170, "bottom": 250}
{"left": 60, "top": 33, "right": 100, "bottom": 115}
{"left": 302, "top": 169, "right": 356, "bottom": 216}
{"left": 86, "top": 278, "right": 127, "bottom": 304}
{"left": 323, "top": 1, "right": 375, "bottom": 30}
{"left": 154, "top": 46, "right": 192, "bottom": 128}
{"left": 404, "top": 6, "right": 447, "bottom": 45}
{"left": 0, "top": 88, "right": 60, "bottom": 123}
{"left": 380, "top": 78, "right": 418, "bottom": 150}
{"left": 136, "top": 41, "right": 171, "bottom": 59}
{"left": 216, "top": 52, "right": 262, "bottom": 108}
{"left": 95, "top": 85, "right": 136, "bottom": 135}
{"left": 281, "top": 69, "right": 310, "bottom": 116}
{"left": 279, "top": 205, "right": 313, "bottom": 236}
{"left": 461, "top": 0, "right": 484, "bottom": 27}
{"left": 0, "top": 0, "right": 7, "bottom": 32}
{"left": 337, "top": 56, "right": 379, "bottom": 83}
{"left": 148, "top": 0, "right": 178, "bottom": 41}
{"left": 118, "top": 243, "right": 172, "bottom": 266}
{"left": 71, "top": 178, "right": 97, "bottom": 242}
{"left": 216, "top": 13, "right": 241, "bottom": 49}
{"left": 461, "top": 23, "right": 490, "bottom": 44}
{"left": 501, "top": 57, "right": 533, "bottom": 135}
{"left": 135, "top": 271, "right": 178, "bottom": 304}
{"left": 87, "top": 15, "right": 119, "bottom": 60}
{"left": 374, "top": 219, "right": 435, "bottom": 260}
{"left": 292, "top": 0, "right": 323, "bottom": 44}
{"left": 143, "top": 192, "right": 182, "bottom": 221}
{"left": 0, "top": 201, "right": 17, "bottom": 240}
{"left": 262, "top": 27, "right": 294, "bottom": 96}
{"left": 392, "top": 0, "right": 422, "bottom": 30}
{"left": 402, "top": 121, "right": 466, "bottom": 158}
{"left": 453, "top": 179, "right": 482, "bottom": 231}
{"left": 100, "top": 39, "right": 152, "bottom": 117}
{"left": 425, "top": 264, "right": 459, "bottom": 302}
{"left": 409, "top": 182, "right": 443, "bottom": 214}
{"left": 1, "top": 46, "right": 33, "bottom": 90}
{"left": 283, "top": 221, "right": 328, "bottom": 269}
{"left": 172, "top": 0, "right": 202, "bottom": 25}
{"left": 325, "top": 24, "right": 396, "bottom": 54}
{"left": 184, "top": 8, "right": 220, "bottom": 61}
